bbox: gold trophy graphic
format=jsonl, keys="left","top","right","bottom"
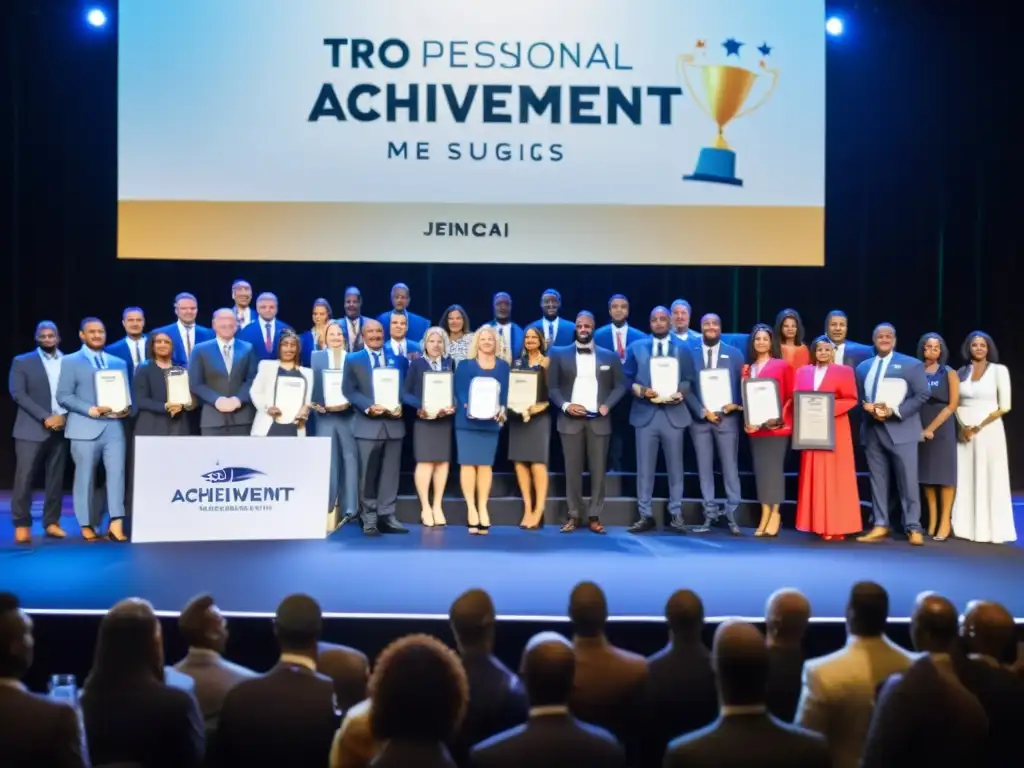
{"left": 680, "top": 38, "right": 779, "bottom": 186}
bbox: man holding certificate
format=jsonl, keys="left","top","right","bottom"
{"left": 688, "top": 314, "right": 746, "bottom": 535}
{"left": 547, "top": 312, "right": 626, "bottom": 534}
{"left": 854, "top": 324, "right": 930, "bottom": 545}
{"left": 342, "top": 320, "right": 408, "bottom": 537}
{"left": 55, "top": 318, "right": 132, "bottom": 542}
{"left": 623, "top": 307, "right": 698, "bottom": 534}
{"left": 188, "top": 309, "right": 258, "bottom": 436}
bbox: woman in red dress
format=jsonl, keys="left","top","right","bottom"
{"left": 789, "top": 335, "right": 862, "bottom": 540}
{"left": 742, "top": 324, "right": 794, "bottom": 537}
{"left": 774, "top": 308, "right": 811, "bottom": 370}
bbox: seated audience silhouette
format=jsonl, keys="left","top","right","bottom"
{"left": 317, "top": 639, "right": 370, "bottom": 714}
{"left": 764, "top": 588, "right": 811, "bottom": 723}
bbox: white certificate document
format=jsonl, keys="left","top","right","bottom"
{"left": 95, "top": 370, "right": 129, "bottom": 413}
{"left": 372, "top": 368, "right": 401, "bottom": 411}
{"left": 165, "top": 368, "right": 191, "bottom": 406}
{"left": 699, "top": 369, "right": 733, "bottom": 413}
{"left": 422, "top": 371, "right": 453, "bottom": 415}
{"left": 571, "top": 376, "right": 599, "bottom": 413}
{"left": 650, "top": 357, "right": 679, "bottom": 400}
{"left": 322, "top": 369, "right": 347, "bottom": 408}
{"left": 507, "top": 371, "right": 539, "bottom": 412}
{"left": 468, "top": 376, "right": 501, "bottom": 420}
{"left": 744, "top": 380, "right": 782, "bottom": 425}
{"left": 273, "top": 376, "right": 308, "bottom": 424}
{"left": 876, "top": 378, "right": 908, "bottom": 409}
{"left": 795, "top": 393, "right": 834, "bottom": 448}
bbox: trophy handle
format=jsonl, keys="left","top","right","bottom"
{"left": 733, "top": 66, "right": 779, "bottom": 121}
{"left": 678, "top": 54, "right": 714, "bottom": 121}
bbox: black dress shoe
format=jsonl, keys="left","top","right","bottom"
{"left": 627, "top": 518, "right": 656, "bottom": 534}
{"left": 669, "top": 515, "right": 688, "bottom": 532}
{"left": 363, "top": 525, "right": 380, "bottom": 536}
{"left": 378, "top": 519, "right": 409, "bottom": 534}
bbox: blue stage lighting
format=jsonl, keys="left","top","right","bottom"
{"left": 825, "top": 17, "right": 844, "bottom": 36}
{"left": 86, "top": 8, "right": 107, "bottom": 28}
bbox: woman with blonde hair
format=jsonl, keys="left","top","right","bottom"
{"left": 403, "top": 326, "right": 456, "bottom": 526}
{"left": 508, "top": 326, "right": 551, "bottom": 528}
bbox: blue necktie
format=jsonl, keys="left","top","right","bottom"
{"left": 93, "top": 353, "right": 105, "bottom": 370}
{"left": 868, "top": 357, "right": 883, "bottom": 402}
{"left": 372, "top": 352, "right": 382, "bottom": 369}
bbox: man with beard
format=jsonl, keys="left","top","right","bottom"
{"left": 486, "top": 292, "right": 524, "bottom": 362}
{"left": 547, "top": 312, "right": 626, "bottom": 533}
{"left": 595, "top": 294, "right": 646, "bottom": 472}
{"left": 528, "top": 289, "right": 576, "bottom": 349}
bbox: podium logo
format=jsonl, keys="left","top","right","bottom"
{"left": 201, "top": 466, "right": 265, "bottom": 484}
{"left": 172, "top": 463, "right": 295, "bottom": 512}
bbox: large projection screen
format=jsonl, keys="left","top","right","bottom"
{"left": 117, "top": 0, "right": 826, "bottom": 265}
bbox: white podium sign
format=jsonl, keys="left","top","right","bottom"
{"left": 132, "top": 436, "right": 331, "bottom": 543}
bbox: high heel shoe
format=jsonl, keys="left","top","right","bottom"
{"left": 762, "top": 511, "right": 782, "bottom": 538}
{"left": 420, "top": 509, "right": 435, "bottom": 527}
{"left": 467, "top": 507, "right": 480, "bottom": 535}
{"left": 526, "top": 508, "right": 543, "bottom": 529}
{"left": 432, "top": 508, "right": 447, "bottom": 527}
{"left": 753, "top": 508, "right": 771, "bottom": 537}
{"left": 478, "top": 507, "right": 491, "bottom": 535}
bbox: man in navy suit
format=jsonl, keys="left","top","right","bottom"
{"left": 825, "top": 310, "right": 872, "bottom": 369}
{"left": 105, "top": 306, "right": 148, "bottom": 385}
{"left": 487, "top": 292, "right": 524, "bottom": 361}
{"left": 624, "top": 307, "right": 698, "bottom": 534}
{"left": 689, "top": 313, "right": 745, "bottom": 535}
{"left": 237, "top": 292, "right": 293, "bottom": 361}
{"left": 595, "top": 294, "right": 648, "bottom": 472}
{"left": 384, "top": 313, "right": 420, "bottom": 364}
{"left": 528, "top": 289, "right": 576, "bottom": 349}
{"left": 8, "top": 321, "right": 69, "bottom": 543}
{"left": 56, "top": 317, "right": 132, "bottom": 541}
{"left": 855, "top": 323, "right": 930, "bottom": 545}
{"left": 188, "top": 309, "right": 258, "bottom": 435}
{"left": 377, "top": 282, "right": 430, "bottom": 342}
{"left": 340, "top": 286, "right": 371, "bottom": 352}
{"left": 342, "top": 319, "right": 409, "bottom": 536}
{"left": 151, "top": 292, "right": 214, "bottom": 366}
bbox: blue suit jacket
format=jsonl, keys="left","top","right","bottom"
{"left": 385, "top": 340, "right": 420, "bottom": 371}
{"left": 838, "top": 340, "right": 873, "bottom": 370}
{"left": 377, "top": 310, "right": 430, "bottom": 343}
{"left": 342, "top": 348, "right": 407, "bottom": 439}
{"left": 9, "top": 350, "right": 62, "bottom": 441}
{"left": 689, "top": 342, "right": 745, "bottom": 432}
{"left": 594, "top": 323, "right": 648, "bottom": 359}
{"left": 56, "top": 349, "right": 132, "bottom": 440}
{"left": 855, "top": 352, "right": 929, "bottom": 445}
{"left": 236, "top": 319, "right": 295, "bottom": 362}
{"left": 151, "top": 323, "right": 215, "bottom": 367}
{"left": 310, "top": 348, "right": 351, "bottom": 405}
{"left": 105, "top": 336, "right": 147, "bottom": 387}
{"left": 623, "top": 337, "right": 698, "bottom": 429}
{"left": 485, "top": 321, "right": 525, "bottom": 359}
{"left": 528, "top": 317, "right": 576, "bottom": 348}
{"left": 672, "top": 330, "right": 702, "bottom": 351}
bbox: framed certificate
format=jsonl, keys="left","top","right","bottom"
{"left": 570, "top": 377, "right": 599, "bottom": 414}
{"left": 322, "top": 369, "right": 348, "bottom": 408}
{"left": 273, "top": 376, "right": 308, "bottom": 424}
{"left": 422, "top": 371, "right": 453, "bottom": 415}
{"left": 507, "top": 371, "right": 539, "bottom": 413}
{"left": 742, "top": 379, "right": 782, "bottom": 427}
{"left": 165, "top": 367, "right": 191, "bottom": 406}
{"left": 792, "top": 391, "right": 835, "bottom": 450}
{"left": 876, "top": 378, "right": 908, "bottom": 409}
{"left": 95, "top": 370, "right": 130, "bottom": 413}
{"left": 650, "top": 357, "right": 679, "bottom": 400}
{"left": 467, "top": 376, "right": 501, "bottom": 420}
{"left": 372, "top": 368, "right": 401, "bottom": 411}
{"left": 699, "top": 369, "right": 733, "bottom": 413}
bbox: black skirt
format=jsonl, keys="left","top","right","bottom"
{"left": 508, "top": 411, "right": 551, "bottom": 465}
{"left": 750, "top": 434, "right": 788, "bottom": 505}
{"left": 413, "top": 417, "right": 453, "bottom": 463}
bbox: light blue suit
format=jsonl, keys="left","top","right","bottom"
{"left": 311, "top": 349, "right": 359, "bottom": 518}
{"left": 855, "top": 351, "right": 930, "bottom": 531}
{"left": 56, "top": 347, "right": 131, "bottom": 528}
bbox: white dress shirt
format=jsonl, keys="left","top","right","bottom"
{"left": 494, "top": 322, "right": 511, "bottom": 353}
{"left": 389, "top": 338, "right": 407, "bottom": 357}
{"left": 177, "top": 321, "right": 195, "bottom": 360}
{"left": 37, "top": 348, "right": 66, "bottom": 414}
{"left": 235, "top": 306, "right": 252, "bottom": 327}
{"left": 126, "top": 335, "right": 147, "bottom": 368}
{"left": 813, "top": 364, "right": 829, "bottom": 391}
{"left": 345, "top": 317, "right": 361, "bottom": 348}
{"left": 562, "top": 343, "right": 598, "bottom": 412}
{"left": 701, "top": 342, "right": 721, "bottom": 368}
{"left": 835, "top": 341, "right": 846, "bottom": 366}
{"left": 543, "top": 317, "right": 560, "bottom": 344}
{"left": 328, "top": 348, "right": 346, "bottom": 370}
{"left": 218, "top": 337, "right": 235, "bottom": 374}
{"left": 612, "top": 324, "right": 630, "bottom": 357}
{"left": 673, "top": 329, "right": 693, "bottom": 342}
{"left": 865, "top": 351, "right": 901, "bottom": 417}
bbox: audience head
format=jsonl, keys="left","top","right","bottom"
{"left": 519, "top": 631, "right": 575, "bottom": 707}
{"left": 0, "top": 593, "right": 33, "bottom": 679}
{"left": 846, "top": 581, "right": 890, "bottom": 637}
{"left": 90, "top": 598, "right": 164, "bottom": 684}
{"left": 712, "top": 620, "right": 769, "bottom": 707}
{"left": 909, "top": 592, "right": 959, "bottom": 654}
{"left": 665, "top": 589, "right": 704, "bottom": 644}
{"left": 449, "top": 588, "right": 496, "bottom": 654}
{"left": 765, "top": 588, "right": 811, "bottom": 648}
{"left": 569, "top": 582, "right": 608, "bottom": 639}
{"left": 178, "top": 593, "right": 228, "bottom": 654}
{"left": 961, "top": 600, "right": 1016, "bottom": 662}
{"left": 273, "top": 594, "right": 322, "bottom": 657}
{"left": 369, "top": 634, "right": 468, "bottom": 742}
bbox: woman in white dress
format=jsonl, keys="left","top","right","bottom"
{"left": 951, "top": 332, "right": 1015, "bottom": 543}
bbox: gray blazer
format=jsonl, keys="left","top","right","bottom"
{"left": 187, "top": 338, "right": 258, "bottom": 430}
{"left": 341, "top": 348, "right": 407, "bottom": 440}
{"left": 173, "top": 649, "right": 258, "bottom": 727}
{"left": 9, "top": 350, "right": 60, "bottom": 441}
{"left": 547, "top": 345, "right": 626, "bottom": 436}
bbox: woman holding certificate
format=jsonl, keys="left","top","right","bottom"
{"left": 132, "top": 331, "right": 194, "bottom": 436}
{"left": 508, "top": 326, "right": 550, "bottom": 529}
{"left": 454, "top": 326, "right": 510, "bottom": 534}
{"left": 250, "top": 330, "right": 313, "bottom": 436}
{"left": 742, "top": 324, "right": 794, "bottom": 537}
{"left": 299, "top": 298, "right": 333, "bottom": 367}
{"left": 774, "top": 309, "right": 811, "bottom": 370}
{"left": 790, "top": 336, "right": 862, "bottom": 540}
{"left": 916, "top": 333, "right": 959, "bottom": 540}
{"left": 404, "top": 327, "right": 456, "bottom": 527}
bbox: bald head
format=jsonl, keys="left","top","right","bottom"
{"left": 909, "top": 592, "right": 959, "bottom": 653}
{"left": 520, "top": 631, "right": 575, "bottom": 706}
{"left": 962, "top": 600, "right": 1016, "bottom": 662}
{"left": 569, "top": 582, "right": 608, "bottom": 638}
{"left": 765, "top": 589, "right": 811, "bottom": 647}
{"left": 665, "top": 590, "right": 704, "bottom": 643}
{"left": 362, "top": 319, "right": 384, "bottom": 350}
{"left": 713, "top": 620, "right": 769, "bottom": 706}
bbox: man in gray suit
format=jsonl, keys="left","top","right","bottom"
{"left": 341, "top": 319, "right": 408, "bottom": 536}
{"left": 8, "top": 321, "right": 69, "bottom": 544}
{"left": 547, "top": 312, "right": 626, "bottom": 534}
{"left": 173, "top": 593, "right": 257, "bottom": 728}
{"left": 187, "top": 309, "right": 258, "bottom": 436}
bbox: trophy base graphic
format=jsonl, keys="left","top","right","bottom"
{"left": 683, "top": 147, "right": 743, "bottom": 187}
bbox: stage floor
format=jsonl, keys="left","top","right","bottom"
{"left": 3, "top": 497, "right": 1023, "bottom": 621}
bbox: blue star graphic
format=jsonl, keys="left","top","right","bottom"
{"left": 722, "top": 38, "right": 744, "bottom": 57}
{"left": 758, "top": 42, "right": 772, "bottom": 56}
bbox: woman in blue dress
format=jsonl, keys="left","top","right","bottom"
{"left": 454, "top": 326, "right": 510, "bottom": 534}
{"left": 916, "top": 332, "right": 959, "bottom": 540}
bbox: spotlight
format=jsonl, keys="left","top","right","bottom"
{"left": 86, "top": 8, "right": 107, "bottom": 28}
{"left": 825, "top": 17, "right": 844, "bottom": 36}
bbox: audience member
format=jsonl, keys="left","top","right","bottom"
{"left": 642, "top": 589, "right": 718, "bottom": 767}
{"left": 368, "top": 634, "right": 468, "bottom": 768}
{"left": 80, "top": 598, "right": 204, "bottom": 768}
{"left": 860, "top": 593, "right": 988, "bottom": 767}
{"left": 471, "top": 631, "right": 625, "bottom": 768}
{"left": 330, "top": 697, "right": 376, "bottom": 768}
{"left": 317, "top": 640, "right": 370, "bottom": 713}
{"left": 448, "top": 589, "right": 529, "bottom": 763}
{"left": 764, "top": 588, "right": 811, "bottom": 722}
{"left": 0, "top": 592, "right": 88, "bottom": 768}
{"left": 172, "top": 593, "right": 257, "bottom": 729}
{"left": 215, "top": 594, "right": 339, "bottom": 767}
{"left": 794, "top": 581, "right": 913, "bottom": 768}
{"left": 663, "top": 620, "right": 829, "bottom": 767}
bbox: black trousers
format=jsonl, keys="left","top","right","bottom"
{"left": 11, "top": 434, "right": 68, "bottom": 528}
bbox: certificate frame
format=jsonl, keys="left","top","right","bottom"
{"left": 741, "top": 378, "right": 781, "bottom": 428}
{"left": 165, "top": 366, "right": 191, "bottom": 407}
{"left": 372, "top": 367, "right": 401, "bottom": 411}
{"left": 273, "top": 375, "right": 309, "bottom": 424}
{"left": 507, "top": 370, "right": 539, "bottom": 413}
{"left": 422, "top": 370, "right": 454, "bottom": 415}
{"left": 94, "top": 369, "right": 130, "bottom": 413}
{"left": 467, "top": 376, "right": 501, "bottom": 420}
{"left": 698, "top": 368, "right": 733, "bottom": 414}
{"left": 650, "top": 356, "right": 680, "bottom": 400}
{"left": 792, "top": 391, "right": 835, "bottom": 451}
{"left": 321, "top": 369, "right": 348, "bottom": 408}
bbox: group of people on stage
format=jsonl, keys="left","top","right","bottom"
{"left": 7, "top": 280, "right": 1015, "bottom": 545}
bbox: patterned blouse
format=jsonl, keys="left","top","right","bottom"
{"left": 447, "top": 332, "right": 474, "bottom": 366}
